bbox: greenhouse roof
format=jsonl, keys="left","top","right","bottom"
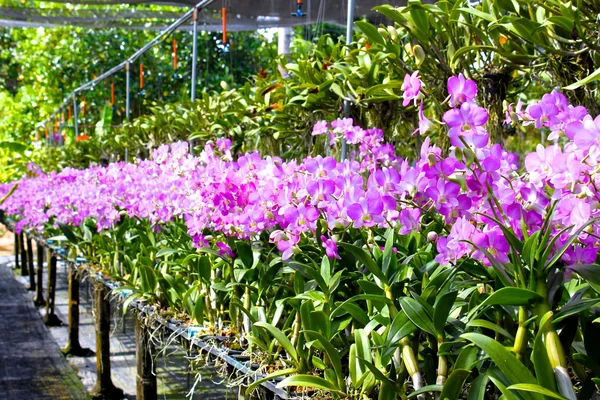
{"left": 0, "top": 0, "right": 415, "bottom": 31}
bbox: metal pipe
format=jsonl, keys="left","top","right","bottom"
{"left": 72, "top": 94, "right": 79, "bottom": 137}
{"left": 126, "top": 62, "right": 131, "bottom": 120}
{"left": 36, "top": 0, "right": 217, "bottom": 130}
{"left": 191, "top": 6, "right": 199, "bottom": 102}
{"left": 341, "top": 0, "right": 355, "bottom": 162}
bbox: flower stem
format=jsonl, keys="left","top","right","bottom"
{"left": 513, "top": 306, "right": 528, "bottom": 362}
{"left": 534, "top": 277, "right": 576, "bottom": 400}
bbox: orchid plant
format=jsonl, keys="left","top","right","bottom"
{"left": 2, "top": 72, "right": 600, "bottom": 399}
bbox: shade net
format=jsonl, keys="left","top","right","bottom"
{"left": 0, "top": 1, "right": 415, "bottom": 31}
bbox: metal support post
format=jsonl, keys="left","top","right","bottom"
{"left": 189, "top": 7, "right": 199, "bottom": 156}
{"left": 73, "top": 94, "right": 79, "bottom": 137}
{"left": 341, "top": 0, "right": 355, "bottom": 161}
{"left": 33, "top": 242, "right": 45, "bottom": 307}
{"left": 43, "top": 249, "right": 61, "bottom": 326}
{"left": 90, "top": 282, "right": 124, "bottom": 399}
{"left": 135, "top": 314, "right": 157, "bottom": 400}
{"left": 126, "top": 61, "right": 131, "bottom": 121}
{"left": 191, "top": 7, "right": 199, "bottom": 103}
{"left": 62, "top": 263, "right": 94, "bottom": 357}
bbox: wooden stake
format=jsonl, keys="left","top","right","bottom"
{"left": 62, "top": 263, "right": 94, "bottom": 357}
{"left": 90, "top": 282, "right": 124, "bottom": 399}
{"left": 33, "top": 242, "right": 45, "bottom": 307}
{"left": 43, "top": 249, "right": 62, "bottom": 326}
{"left": 135, "top": 314, "right": 157, "bottom": 400}
{"left": 19, "top": 233, "right": 29, "bottom": 277}
{"left": 14, "top": 233, "right": 19, "bottom": 270}
{"left": 27, "top": 235, "right": 35, "bottom": 291}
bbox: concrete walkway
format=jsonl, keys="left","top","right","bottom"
{"left": 0, "top": 256, "right": 89, "bottom": 399}
{"left": 1, "top": 251, "right": 235, "bottom": 400}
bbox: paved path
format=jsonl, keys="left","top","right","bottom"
{"left": 0, "top": 256, "right": 89, "bottom": 400}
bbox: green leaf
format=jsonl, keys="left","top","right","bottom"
{"left": 400, "top": 297, "right": 437, "bottom": 336}
{"left": 156, "top": 248, "right": 176, "bottom": 258}
{"left": 461, "top": 333, "right": 543, "bottom": 400}
{"left": 458, "top": 7, "right": 497, "bottom": 22}
{"left": 468, "top": 374, "right": 490, "bottom": 400}
{"left": 455, "top": 345, "right": 479, "bottom": 371}
{"left": 235, "top": 241, "right": 254, "bottom": 269}
{"left": 488, "top": 372, "right": 520, "bottom": 400}
{"left": 0, "top": 141, "right": 29, "bottom": 153}
{"left": 440, "top": 369, "right": 471, "bottom": 400}
{"left": 57, "top": 222, "right": 78, "bottom": 244}
{"left": 245, "top": 368, "right": 296, "bottom": 396}
{"left": 544, "top": 219, "right": 600, "bottom": 271}
{"left": 355, "top": 21, "right": 386, "bottom": 47}
{"left": 303, "top": 330, "right": 344, "bottom": 390}
{"left": 553, "top": 298, "right": 600, "bottom": 323}
{"left": 330, "top": 294, "right": 389, "bottom": 319}
{"left": 385, "top": 310, "right": 418, "bottom": 351}
{"left": 507, "top": 384, "right": 568, "bottom": 400}
{"left": 277, "top": 375, "right": 343, "bottom": 394}
{"left": 339, "top": 243, "right": 386, "bottom": 282}
{"left": 254, "top": 322, "right": 298, "bottom": 363}
{"left": 466, "top": 319, "right": 515, "bottom": 340}
{"left": 408, "top": 385, "right": 443, "bottom": 398}
{"left": 469, "top": 287, "right": 542, "bottom": 320}
{"left": 193, "top": 295, "right": 205, "bottom": 325}
{"left": 532, "top": 313, "right": 557, "bottom": 393}
{"left": 564, "top": 66, "right": 600, "bottom": 90}
{"left": 568, "top": 264, "right": 600, "bottom": 285}
{"left": 434, "top": 291, "right": 458, "bottom": 336}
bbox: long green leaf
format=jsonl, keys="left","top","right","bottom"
{"left": 468, "top": 374, "right": 489, "bottom": 400}
{"left": 254, "top": 322, "right": 298, "bottom": 363}
{"left": 440, "top": 368, "right": 471, "bottom": 400}
{"left": 532, "top": 312, "right": 557, "bottom": 393}
{"left": 434, "top": 291, "right": 458, "bottom": 336}
{"left": 564, "top": 66, "right": 600, "bottom": 90}
{"left": 468, "top": 287, "right": 542, "bottom": 320}
{"left": 303, "top": 330, "right": 344, "bottom": 390}
{"left": 338, "top": 243, "right": 386, "bottom": 282}
{"left": 354, "top": 21, "right": 386, "bottom": 47}
{"left": 277, "top": 374, "right": 343, "bottom": 394}
{"left": 507, "top": 384, "right": 568, "bottom": 400}
{"left": 245, "top": 367, "right": 296, "bottom": 396}
{"left": 466, "top": 319, "right": 515, "bottom": 340}
{"left": 462, "top": 333, "right": 543, "bottom": 400}
{"left": 400, "top": 297, "right": 437, "bottom": 336}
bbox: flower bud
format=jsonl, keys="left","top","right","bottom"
{"left": 427, "top": 153, "right": 437, "bottom": 166}
{"left": 413, "top": 45, "right": 426, "bottom": 66}
{"left": 427, "top": 231, "right": 438, "bottom": 243}
{"left": 453, "top": 147, "right": 463, "bottom": 162}
{"left": 387, "top": 26, "right": 399, "bottom": 41}
{"left": 378, "top": 28, "right": 389, "bottom": 40}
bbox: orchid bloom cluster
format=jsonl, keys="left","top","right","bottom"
{"left": 2, "top": 74, "right": 599, "bottom": 274}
